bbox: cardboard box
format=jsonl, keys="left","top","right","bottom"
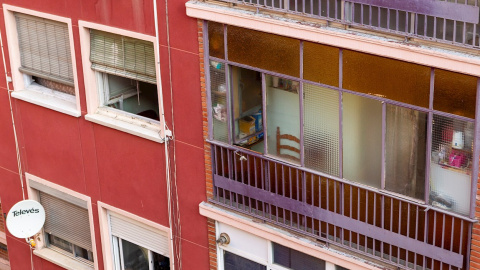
{"left": 239, "top": 116, "right": 256, "bottom": 135}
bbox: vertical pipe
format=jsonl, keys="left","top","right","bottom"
{"left": 425, "top": 68, "right": 434, "bottom": 204}
{"left": 338, "top": 49, "right": 343, "bottom": 179}
{"left": 469, "top": 78, "right": 480, "bottom": 218}
{"left": 381, "top": 102, "right": 386, "bottom": 190}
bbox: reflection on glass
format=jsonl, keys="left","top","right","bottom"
{"left": 266, "top": 75, "right": 300, "bottom": 163}
{"left": 430, "top": 115, "right": 473, "bottom": 215}
{"left": 231, "top": 66, "right": 264, "bottom": 153}
{"left": 210, "top": 61, "right": 228, "bottom": 142}
{"left": 343, "top": 93, "right": 382, "bottom": 188}
{"left": 385, "top": 105, "right": 427, "bottom": 200}
{"left": 304, "top": 83, "right": 339, "bottom": 176}
{"left": 224, "top": 251, "right": 266, "bottom": 270}
{"left": 122, "top": 239, "right": 149, "bottom": 270}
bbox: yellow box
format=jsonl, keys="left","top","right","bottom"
{"left": 239, "top": 116, "right": 256, "bottom": 135}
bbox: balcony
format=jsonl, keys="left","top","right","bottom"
{"left": 207, "top": 0, "right": 480, "bottom": 49}
{"left": 208, "top": 140, "right": 476, "bottom": 270}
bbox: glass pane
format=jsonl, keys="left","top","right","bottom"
{"left": 273, "top": 242, "right": 326, "bottom": 270}
{"left": 303, "top": 42, "right": 339, "bottom": 87}
{"left": 227, "top": 25, "right": 300, "bottom": 77}
{"left": 266, "top": 75, "right": 300, "bottom": 163}
{"left": 231, "top": 66, "right": 264, "bottom": 153}
{"left": 74, "top": 245, "right": 93, "bottom": 261}
{"left": 105, "top": 74, "right": 159, "bottom": 120}
{"left": 152, "top": 251, "right": 170, "bottom": 270}
{"left": 208, "top": 21, "right": 224, "bottom": 59}
{"left": 385, "top": 105, "right": 427, "bottom": 200}
{"left": 343, "top": 50, "right": 431, "bottom": 108}
{"left": 304, "top": 83, "right": 340, "bottom": 176}
{"left": 122, "top": 239, "right": 149, "bottom": 270}
{"left": 343, "top": 93, "right": 382, "bottom": 188}
{"left": 224, "top": 251, "right": 266, "bottom": 270}
{"left": 434, "top": 69, "right": 477, "bottom": 119}
{"left": 430, "top": 115, "right": 473, "bottom": 215}
{"left": 210, "top": 61, "right": 228, "bottom": 142}
{"left": 48, "top": 234, "right": 73, "bottom": 253}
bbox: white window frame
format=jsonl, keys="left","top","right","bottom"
{"left": 78, "top": 21, "right": 166, "bottom": 143}
{"left": 97, "top": 202, "right": 173, "bottom": 270}
{"left": 2, "top": 5, "right": 81, "bottom": 117}
{"left": 25, "top": 173, "right": 98, "bottom": 270}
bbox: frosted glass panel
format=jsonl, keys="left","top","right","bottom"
{"left": 430, "top": 115, "right": 473, "bottom": 215}
{"left": 434, "top": 69, "right": 477, "bottom": 119}
{"left": 303, "top": 42, "right": 339, "bottom": 87}
{"left": 343, "top": 50, "right": 430, "bottom": 108}
{"left": 208, "top": 21, "right": 225, "bottom": 59}
{"left": 304, "top": 83, "right": 339, "bottom": 176}
{"left": 385, "top": 105, "right": 427, "bottom": 200}
{"left": 343, "top": 93, "right": 382, "bottom": 188}
{"left": 210, "top": 62, "right": 228, "bottom": 142}
{"left": 266, "top": 75, "right": 300, "bottom": 163}
{"left": 227, "top": 26, "right": 300, "bottom": 77}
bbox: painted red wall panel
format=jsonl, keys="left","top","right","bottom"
{"left": 166, "top": 0, "right": 200, "bottom": 53}
{"left": 170, "top": 49, "right": 204, "bottom": 148}
{"left": 0, "top": 90, "right": 19, "bottom": 173}
{"left": 180, "top": 238, "right": 210, "bottom": 270}
{"left": 16, "top": 101, "right": 86, "bottom": 194}
{"left": 174, "top": 142, "right": 208, "bottom": 245}
{"left": 93, "top": 124, "right": 170, "bottom": 227}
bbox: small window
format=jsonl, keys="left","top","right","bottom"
{"left": 90, "top": 29, "right": 159, "bottom": 121}
{"left": 38, "top": 191, "right": 93, "bottom": 265}
{"left": 223, "top": 251, "right": 266, "bottom": 270}
{"left": 272, "top": 242, "right": 326, "bottom": 270}
{"left": 108, "top": 213, "right": 170, "bottom": 270}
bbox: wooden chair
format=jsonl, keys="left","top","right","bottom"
{"left": 276, "top": 127, "right": 300, "bottom": 162}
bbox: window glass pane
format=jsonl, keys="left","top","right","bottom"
{"left": 385, "top": 105, "right": 427, "bottom": 200}
{"left": 304, "top": 83, "right": 339, "bottom": 176}
{"left": 343, "top": 50, "right": 431, "bottom": 108}
{"left": 48, "top": 234, "right": 73, "bottom": 253}
{"left": 224, "top": 251, "right": 266, "bottom": 270}
{"left": 152, "top": 251, "right": 170, "bottom": 270}
{"left": 103, "top": 74, "right": 159, "bottom": 120}
{"left": 430, "top": 115, "right": 473, "bottom": 215}
{"left": 266, "top": 75, "right": 300, "bottom": 163}
{"left": 122, "top": 239, "right": 149, "bottom": 270}
{"left": 227, "top": 26, "right": 300, "bottom": 77}
{"left": 303, "top": 42, "right": 339, "bottom": 87}
{"left": 273, "top": 242, "right": 326, "bottom": 270}
{"left": 210, "top": 61, "right": 228, "bottom": 142}
{"left": 343, "top": 93, "right": 382, "bottom": 188}
{"left": 232, "top": 66, "right": 264, "bottom": 153}
{"left": 74, "top": 245, "right": 93, "bottom": 261}
{"left": 208, "top": 21, "right": 224, "bottom": 59}
{"left": 434, "top": 69, "right": 477, "bottom": 119}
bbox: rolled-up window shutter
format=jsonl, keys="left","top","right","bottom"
{"left": 90, "top": 29, "right": 156, "bottom": 85}
{"left": 109, "top": 213, "right": 169, "bottom": 257}
{"left": 14, "top": 13, "right": 74, "bottom": 86}
{"left": 39, "top": 192, "right": 92, "bottom": 251}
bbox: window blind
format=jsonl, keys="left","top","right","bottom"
{"left": 109, "top": 213, "right": 169, "bottom": 257}
{"left": 39, "top": 192, "right": 92, "bottom": 251}
{"left": 14, "top": 13, "right": 74, "bottom": 86}
{"left": 90, "top": 30, "right": 156, "bottom": 85}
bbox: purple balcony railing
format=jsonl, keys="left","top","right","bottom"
{"left": 212, "top": 0, "right": 480, "bottom": 49}
{"left": 209, "top": 140, "right": 476, "bottom": 270}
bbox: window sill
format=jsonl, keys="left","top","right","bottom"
{"left": 33, "top": 248, "right": 93, "bottom": 270}
{"left": 11, "top": 83, "right": 80, "bottom": 117}
{"left": 85, "top": 109, "right": 165, "bottom": 143}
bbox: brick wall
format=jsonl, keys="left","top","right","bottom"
{"left": 470, "top": 166, "right": 480, "bottom": 270}
{"left": 199, "top": 19, "right": 217, "bottom": 270}
{"left": 0, "top": 243, "right": 8, "bottom": 262}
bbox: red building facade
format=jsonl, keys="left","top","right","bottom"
{"left": 0, "top": 0, "right": 208, "bottom": 269}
